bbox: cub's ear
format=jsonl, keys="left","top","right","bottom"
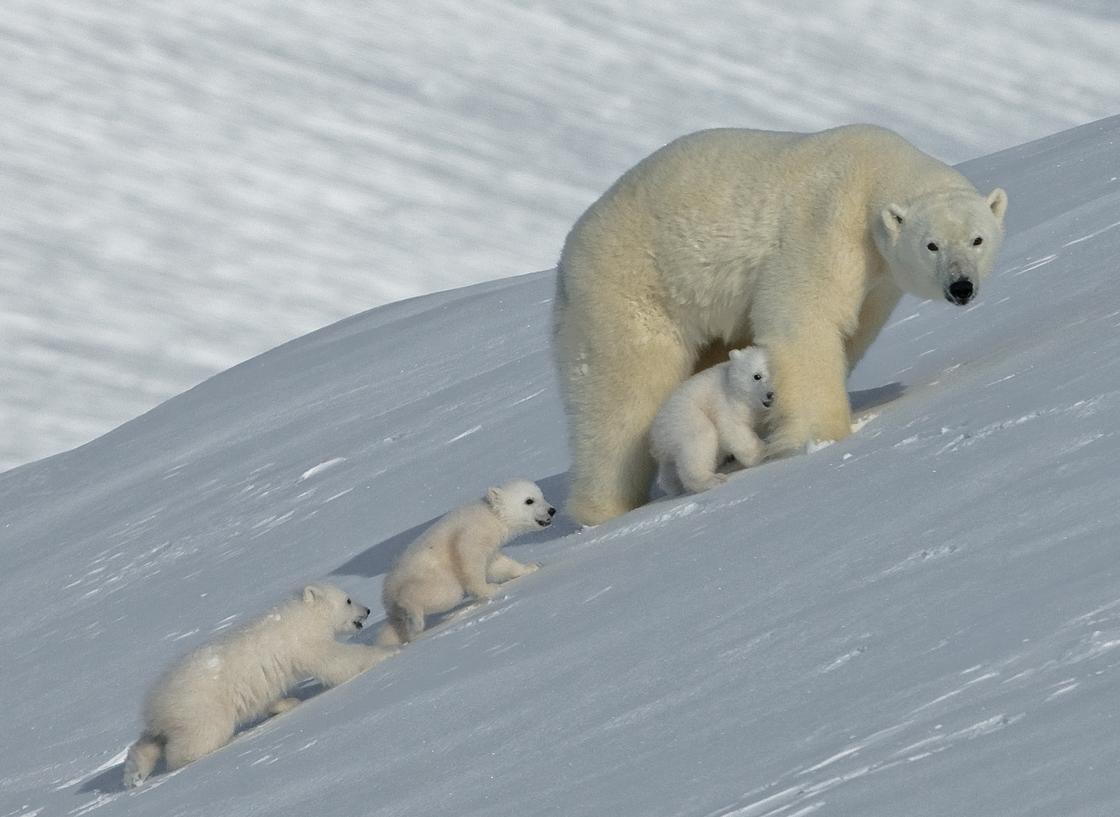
{"left": 728, "top": 348, "right": 743, "bottom": 360}
{"left": 485, "top": 486, "right": 501, "bottom": 507}
{"left": 303, "top": 585, "right": 321, "bottom": 604}
{"left": 986, "top": 188, "right": 1008, "bottom": 223}
{"left": 880, "top": 204, "right": 907, "bottom": 239}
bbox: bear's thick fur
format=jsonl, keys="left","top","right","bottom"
{"left": 376, "top": 479, "right": 555, "bottom": 646}
{"left": 651, "top": 345, "right": 773, "bottom": 496}
{"left": 553, "top": 125, "right": 1007, "bottom": 525}
{"left": 122, "top": 583, "right": 390, "bottom": 787}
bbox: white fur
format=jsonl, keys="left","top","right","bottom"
{"left": 122, "top": 583, "right": 391, "bottom": 787}
{"left": 553, "top": 124, "right": 1008, "bottom": 524}
{"left": 651, "top": 346, "right": 773, "bottom": 495}
{"left": 377, "top": 479, "right": 554, "bottom": 646}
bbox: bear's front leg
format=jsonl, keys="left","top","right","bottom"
{"left": 718, "top": 421, "right": 766, "bottom": 470}
{"left": 313, "top": 644, "right": 395, "bottom": 688}
{"left": 488, "top": 552, "right": 539, "bottom": 583}
{"left": 762, "top": 331, "right": 852, "bottom": 458}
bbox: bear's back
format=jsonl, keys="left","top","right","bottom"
{"left": 605, "top": 124, "right": 965, "bottom": 210}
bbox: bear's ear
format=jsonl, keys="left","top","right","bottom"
{"left": 485, "top": 486, "right": 501, "bottom": 508}
{"left": 303, "top": 585, "right": 321, "bottom": 604}
{"left": 986, "top": 188, "right": 1008, "bottom": 223}
{"left": 728, "top": 348, "right": 742, "bottom": 360}
{"left": 880, "top": 204, "right": 907, "bottom": 239}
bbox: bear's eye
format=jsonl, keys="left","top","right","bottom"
{"left": 346, "top": 598, "right": 352, "bottom": 605}
{"left": 926, "top": 242, "right": 939, "bottom": 252}
{"left": 753, "top": 373, "right": 762, "bottom": 380}
{"left": 525, "top": 498, "right": 535, "bottom": 505}
{"left": 973, "top": 236, "right": 983, "bottom": 246}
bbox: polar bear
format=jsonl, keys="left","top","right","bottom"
{"left": 553, "top": 124, "right": 1008, "bottom": 525}
{"left": 651, "top": 345, "right": 773, "bottom": 496}
{"left": 376, "top": 479, "right": 555, "bottom": 646}
{"left": 122, "top": 583, "right": 391, "bottom": 787}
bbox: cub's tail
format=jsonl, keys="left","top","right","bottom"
{"left": 122, "top": 732, "right": 164, "bottom": 788}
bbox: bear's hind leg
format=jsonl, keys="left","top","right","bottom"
{"left": 385, "top": 595, "right": 425, "bottom": 644}
{"left": 163, "top": 720, "right": 235, "bottom": 771}
{"left": 557, "top": 306, "right": 693, "bottom": 524}
{"left": 122, "top": 732, "right": 163, "bottom": 788}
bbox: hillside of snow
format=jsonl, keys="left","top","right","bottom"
{"left": 2, "top": 115, "right": 1119, "bottom": 816}
{"left": 4, "top": 0, "right": 1120, "bottom": 471}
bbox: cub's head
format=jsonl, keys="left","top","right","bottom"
{"left": 485, "top": 479, "right": 557, "bottom": 533}
{"left": 875, "top": 187, "right": 1007, "bottom": 305}
{"left": 302, "top": 583, "right": 371, "bottom": 634}
{"left": 726, "top": 346, "right": 774, "bottom": 411}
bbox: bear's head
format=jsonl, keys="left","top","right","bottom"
{"left": 726, "top": 346, "right": 774, "bottom": 411}
{"left": 302, "top": 583, "right": 372, "bottom": 633}
{"left": 485, "top": 479, "right": 557, "bottom": 533}
{"left": 875, "top": 187, "right": 1008, "bottom": 306}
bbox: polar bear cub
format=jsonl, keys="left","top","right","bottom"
{"left": 122, "top": 583, "right": 391, "bottom": 787}
{"left": 377, "top": 479, "right": 555, "bottom": 646}
{"left": 651, "top": 346, "right": 774, "bottom": 496}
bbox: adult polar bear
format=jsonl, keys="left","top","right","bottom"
{"left": 553, "top": 125, "right": 1008, "bottom": 526}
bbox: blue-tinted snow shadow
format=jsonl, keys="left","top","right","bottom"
{"left": 849, "top": 381, "right": 905, "bottom": 413}
{"left": 78, "top": 764, "right": 129, "bottom": 795}
{"left": 331, "top": 471, "right": 578, "bottom": 579}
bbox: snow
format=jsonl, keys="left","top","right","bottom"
{"left": 2, "top": 115, "right": 1120, "bottom": 816}
{"left": 4, "top": 0, "right": 1120, "bottom": 470}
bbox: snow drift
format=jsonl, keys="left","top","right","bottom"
{"left": 1, "top": 116, "right": 1120, "bottom": 816}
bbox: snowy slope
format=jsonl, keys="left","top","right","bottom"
{"left": 2, "top": 117, "right": 1120, "bottom": 817}
{"left": 4, "top": 0, "right": 1120, "bottom": 471}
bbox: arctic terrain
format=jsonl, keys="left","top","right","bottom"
{"left": 4, "top": 0, "right": 1120, "bottom": 469}
{"left": 1, "top": 116, "right": 1118, "bottom": 816}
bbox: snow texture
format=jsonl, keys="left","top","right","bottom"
{"left": 1, "top": 116, "right": 1120, "bottom": 816}
{"left": 3, "top": 0, "right": 1120, "bottom": 469}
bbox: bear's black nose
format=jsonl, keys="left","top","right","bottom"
{"left": 947, "top": 279, "right": 974, "bottom": 304}
{"left": 766, "top": 392, "right": 774, "bottom": 401}
{"left": 548, "top": 507, "right": 556, "bottom": 517}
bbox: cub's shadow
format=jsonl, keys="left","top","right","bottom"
{"left": 79, "top": 475, "right": 581, "bottom": 795}
{"left": 79, "top": 388, "right": 900, "bottom": 795}
{"left": 79, "top": 765, "right": 129, "bottom": 795}
{"left": 849, "top": 381, "right": 905, "bottom": 413}
{"left": 332, "top": 472, "right": 576, "bottom": 579}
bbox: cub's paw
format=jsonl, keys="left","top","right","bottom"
{"left": 268, "top": 697, "right": 301, "bottom": 716}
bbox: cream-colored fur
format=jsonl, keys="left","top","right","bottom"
{"left": 651, "top": 346, "right": 773, "bottom": 496}
{"left": 122, "top": 583, "right": 391, "bottom": 787}
{"left": 377, "top": 479, "right": 555, "bottom": 646}
{"left": 553, "top": 124, "right": 1008, "bottom": 524}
